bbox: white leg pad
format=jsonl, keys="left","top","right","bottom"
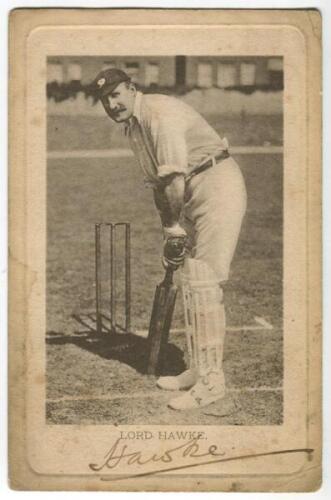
{"left": 157, "top": 258, "right": 226, "bottom": 397}
{"left": 181, "top": 258, "right": 225, "bottom": 376}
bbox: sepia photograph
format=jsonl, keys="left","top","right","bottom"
{"left": 46, "top": 54, "right": 283, "bottom": 425}
{"left": 9, "top": 9, "right": 321, "bottom": 491}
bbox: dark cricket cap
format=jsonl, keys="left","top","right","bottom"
{"left": 92, "top": 68, "right": 131, "bottom": 99}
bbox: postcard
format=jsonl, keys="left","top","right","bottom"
{"left": 9, "top": 8, "right": 322, "bottom": 491}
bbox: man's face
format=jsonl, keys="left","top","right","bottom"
{"left": 100, "top": 82, "right": 136, "bottom": 123}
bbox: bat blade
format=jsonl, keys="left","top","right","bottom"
{"left": 147, "top": 268, "right": 178, "bottom": 375}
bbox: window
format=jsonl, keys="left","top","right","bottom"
{"left": 267, "top": 58, "right": 283, "bottom": 89}
{"left": 267, "top": 58, "right": 283, "bottom": 72}
{"left": 240, "top": 63, "right": 256, "bottom": 86}
{"left": 47, "top": 62, "right": 64, "bottom": 83}
{"left": 67, "top": 63, "right": 82, "bottom": 82}
{"left": 145, "top": 63, "right": 160, "bottom": 86}
{"left": 197, "top": 63, "right": 213, "bottom": 88}
{"left": 217, "top": 63, "right": 236, "bottom": 88}
{"left": 124, "top": 62, "right": 139, "bottom": 83}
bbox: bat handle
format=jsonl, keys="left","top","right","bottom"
{"left": 163, "top": 266, "right": 175, "bottom": 286}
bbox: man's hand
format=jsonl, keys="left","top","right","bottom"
{"left": 163, "top": 235, "right": 187, "bottom": 270}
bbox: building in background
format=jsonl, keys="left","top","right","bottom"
{"left": 185, "top": 56, "right": 283, "bottom": 90}
{"left": 47, "top": 56, "right": 176, "bottom": 88}
{"left": 47, "top": 56, "right": 283, "bottom": 100}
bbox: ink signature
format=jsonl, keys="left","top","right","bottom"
{"left": 89, "top": 437, "right": 224, "bottom": 471}
{"left": 89, "top": 437, "right": 313, "bottom": 480}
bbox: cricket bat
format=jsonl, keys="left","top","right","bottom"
{"left": 147, "top": 266, "right": 178, "bottom": 375}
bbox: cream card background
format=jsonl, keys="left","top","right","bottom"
{"left": 9, "top": 9, "right": 321, "bottom": 491}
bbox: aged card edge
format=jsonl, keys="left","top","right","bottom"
{"left": 305, "top": 8, "right": 323, "bottom": 493}
{"left": 8, "top": 8, "right": 322, "bottom": 492}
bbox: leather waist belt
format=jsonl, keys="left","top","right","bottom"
{"left": 185, "top": 150, "right": 230, "bottom": 183}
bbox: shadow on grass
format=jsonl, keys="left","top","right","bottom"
{"left": 46, "top": 314, "right": 186, "bottom": 376}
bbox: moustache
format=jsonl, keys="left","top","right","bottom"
{"left": 110, "top": 107, "right": 126, "bottom": 117}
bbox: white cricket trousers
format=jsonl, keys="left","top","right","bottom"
{"left": 182, "top": 156, "right": 247, "bottom": 282}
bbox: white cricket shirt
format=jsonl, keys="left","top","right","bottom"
{"left": 127, "top": 91, "right": 228, "bottom": 187}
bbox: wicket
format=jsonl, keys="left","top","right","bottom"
{"left": 95, "top": 222, "right": 131, "bottom": 335}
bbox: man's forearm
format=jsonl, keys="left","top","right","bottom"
{"left": 163, "top": 174, "right": 185, "bottom": 226}
{"left": 154, "top": 174, "right": 185, "bottom": 228}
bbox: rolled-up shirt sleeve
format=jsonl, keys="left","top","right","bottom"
{"left": 150, "top": 108, "right": 188, "bottom": 179}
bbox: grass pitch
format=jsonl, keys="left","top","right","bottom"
{"left": 46, "top": 153, "right": 283, "bottom": 425}
{"left": 46, "top": 113, "right": 283, "bottom": 425}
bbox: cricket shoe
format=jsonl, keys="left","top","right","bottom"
{"left": 167, "top": 370, "right": 226, "bottom": 410}
{"left": 156, "top": 368, "right": 198, "bottom": 391}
